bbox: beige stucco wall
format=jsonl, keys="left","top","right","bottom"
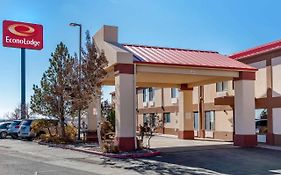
{"left": 193, "top": 87, "right": 199, "bottom": 104}
{"left": 163, "top": 88, "right": 179, "bottom": 106}
{"left": 137, "top": 114, "right": 144, "bottom": 126}
{"left": 250, "top": 60, "right": 267, "bottom": 98}
{"left": 273, "top": 108, "right": 281, "bottom": 134}
{"left": 204, "top": 84, "right": 216, "bottom": 103}
{"left": 272, "top": 56, "right": 281, "bottom": 97}
{"left": 215, "top": 110, "right": 233, "bottom": 132}
{"left": 164, "top": 112, "right": 179, "bottom": 129}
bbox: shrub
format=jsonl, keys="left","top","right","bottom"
{"left": 33, "top": 119, "right": 77, "bottom": 144}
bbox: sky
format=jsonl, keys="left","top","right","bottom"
{"left": 0, "top": 0, "right": 281, "bottom": 117}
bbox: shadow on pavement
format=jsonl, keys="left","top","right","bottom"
{"left": 100, "top": 144, "right": 281, "bottom": 175}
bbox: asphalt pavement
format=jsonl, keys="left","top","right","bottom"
{"left": 1, "top": 138, "right": 281, "bottom": 175}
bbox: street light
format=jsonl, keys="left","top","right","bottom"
{"left": 69, "top": 22, "right": 82, "bottom": 141}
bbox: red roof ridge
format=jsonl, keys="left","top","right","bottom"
{"left": 122, "top": 43, "right": 218, "bottom": 54}
{"left": 230, "top": 39, "right": 281, "bottom": 59}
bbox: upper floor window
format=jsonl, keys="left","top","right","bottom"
{"left": 143, "top": 88, "right": 154, "bottom": 102}
{"left": 148, "top": 87, "right": 154, "bottom": 101}
{"left": 143, "top": 88, "right": 148, "bottom": 102}
{"left": 216, "top": 81, "right": 228, "bottom": 92}
{"left": 171, "top": 88, "right": 179, "bottom": 98}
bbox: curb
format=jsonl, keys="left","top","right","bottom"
{"left": 37, "top": 142, "right": 161, "bottom": 159}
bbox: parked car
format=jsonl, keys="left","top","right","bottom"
{"left": 18, "top": 119, "right": 35, "bottom": 140}
{"left": 18, "top": 119, "right": 60, "bottom": 140}
{"left": 0, "top": 122, "right": 12, "bottom": 139}
{"left": 7, "top": 120, "right": 22, "bottom": 139}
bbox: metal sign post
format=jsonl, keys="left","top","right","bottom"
{"left": 21, "top": 48, "right": 26, "bottom": 119}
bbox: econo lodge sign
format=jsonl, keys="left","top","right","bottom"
{"left": 2, "top": 20, "right": 43, "bottom": 50}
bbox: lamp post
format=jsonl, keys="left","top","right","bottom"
{"left": 69, "top": 22, "right": 82, "bottom": 140}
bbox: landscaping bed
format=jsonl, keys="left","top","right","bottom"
{"left": 36, "top": 141, "right": 160, "bottom": 159}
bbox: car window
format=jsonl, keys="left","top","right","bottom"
{"left": 0, "top": 124, "right": 6, "bottom": 129}
{"left": 0, "top": 123, "right": 10, "bottom": 129}
{"left": 21, "top": 120, "right": 33, "bottom": 126}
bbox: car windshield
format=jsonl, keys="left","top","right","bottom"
{"left": 21, "top": 120, "right": 33, "bottom": 126}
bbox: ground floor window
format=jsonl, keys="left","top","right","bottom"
{"left": 255, "top": 109, "right": 268, "bottom": 135}
{"left": 143, "top": 113, "right": 157, "bottom": 127}
{"left": 194, "top": 112, "right": 199, "bottom": 130}
{"left": 205, "top": 111, "right": 215, "bottom": 131}
{"left": 164, "top": 113, "right": 171, "bottom": 123}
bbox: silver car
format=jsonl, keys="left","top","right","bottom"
{"left": 0, "top": 122, "right": 12, "bottom": 139}
{"left": 7, "top": 120, "right": 22, "bottom": 139}
{"left": 18, "top": 119, "right": 35, "bottom": 140}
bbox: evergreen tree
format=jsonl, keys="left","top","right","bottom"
{"left": 31, "top": 42, "right": 76, "bottom": 138}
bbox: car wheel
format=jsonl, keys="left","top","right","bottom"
{"left": 0, "top": 132, "right": 8, "bottom": 139}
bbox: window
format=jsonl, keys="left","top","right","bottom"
{"left": 164, "top": 113, "right": 171, "bottom": 123}
{"left": 143, "top": 88, "right": 148, "bottom": 102}
{"left": 194, "top": 112, "right": 199, "bottom": 130}
{"left": 171, "top": 88, "right": 179, "bottom": 98}
{"left": 205, "top": 111, "right": 215, "bottom": 131}
{"left": 143, "top": 113, "right": 157, "bottom": 127}
{"left": 148, "top": 87, "right": 154, "bottom": 101}
{"left": 143, "top": 114, "right": 149, "bottom": 125}
{"left": 216, "top": 81, "right": 228, "bottom": 92}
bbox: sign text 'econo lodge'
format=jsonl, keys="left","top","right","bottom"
{"left": 2, "top": 20, "right": 43, "bottom": 50}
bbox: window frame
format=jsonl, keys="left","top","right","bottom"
{"left": 216, "top": 81, "right": 228, "bottom": 92}
{"left": 148, "top": 87, "right": 154, "bottom": 101}
{"left": 205, "top": 111, "right": 215, "bottom": 131}
{"left": 164, "top": 113, "right": 171, "bottom": 124}
{"left": 171, "top": 88, "right": 179, "bottom": 98}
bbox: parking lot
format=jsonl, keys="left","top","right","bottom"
{"left": 0, "top": 136, "right": 281, "bottom": 175}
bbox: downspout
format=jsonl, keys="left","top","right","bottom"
{"left": 161, "top": 88, "right": 164, "bottom": 134}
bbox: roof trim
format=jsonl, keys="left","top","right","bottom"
{"left": 230, "top": 39, "right": 281, "bottom": 60}
{"left": 134, "top": 61, "right": 257, "bottom": 71}
{"left": 122, "top": 43, "right": 218, "bottom": 54}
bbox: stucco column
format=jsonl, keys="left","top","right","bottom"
{"left": 234, "top": 72, "right": 257, "bottom": 147}
{"left": 86, "top": 95, "right": 101, "bottom": 142}
{"left": 114, "top": 64, "right": 136, "bottom": 151}
{"left": 178, "top": 84, "right": 194, "bottom": 139}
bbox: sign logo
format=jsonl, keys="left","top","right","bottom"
{"left": 2, "top": 20, "right": 43, "bottom": 50}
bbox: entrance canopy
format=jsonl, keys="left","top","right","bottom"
{"left": 94, "top": 25, "right": 256, "bottom": 88}
{"left": 88, "top": 25, "right": 258, "bottom": 151}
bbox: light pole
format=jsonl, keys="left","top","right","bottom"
{"left": 69, "top": 22, "right": 82, "bottom": 140}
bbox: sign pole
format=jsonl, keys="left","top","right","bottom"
{"left": 21, "top": 48, "right": 26, "bottom": 119}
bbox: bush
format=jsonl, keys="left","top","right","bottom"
{"left": 101, "top": 140, "right": 119, "bottom": 153}
{"left": 32, "top": 119, "right": 77, "bottom": 144}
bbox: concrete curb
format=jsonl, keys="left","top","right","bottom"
{"left": 37, "top": 142, "right": 161, "bottom": 159}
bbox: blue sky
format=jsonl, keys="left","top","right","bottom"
{"left": 0, "top": 0, "right": 281, "bottom": 116}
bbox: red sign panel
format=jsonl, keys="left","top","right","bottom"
{"left": 2, "top": 20, "right": 43, "bottom": 50}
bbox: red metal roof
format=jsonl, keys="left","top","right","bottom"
{"left": 123, "top": 44, "right": 256, "bottom": 71}
{"left": 230, "top": 39, "right": 281, "bottom": 60}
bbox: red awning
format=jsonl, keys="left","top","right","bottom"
{"left": 123, "top": 44, "right": 256, "bottom": 71}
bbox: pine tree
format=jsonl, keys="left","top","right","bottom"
{"left": 31, "top": 31, "right": 108, "bottom": 140}
{"left": 30, "top": 42, "right": 76, "bottom": 138}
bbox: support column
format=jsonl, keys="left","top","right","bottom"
{"left": 114, "top": 64, "right": 136, "bottom": 151}
{"left": 86, "top": 96, "right": 101, "bottom": 142}
{"left": 234, "top": 72, "right": 257, "bottom": 147}
{"left": 198, "top": 86, "right": 205, "bottom": 138}
{"left": 178, "top": 84, "right": 194, "bottom": 139}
